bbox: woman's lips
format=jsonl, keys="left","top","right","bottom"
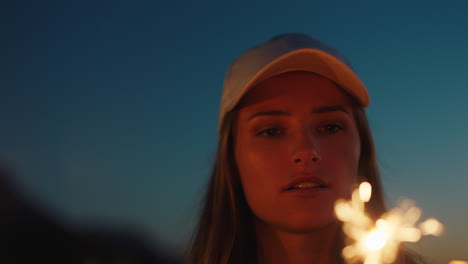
{"left": 281, "top": 176, "right": 329, "bottom": 197}
{"left": 283, "top": 176, "right": 329, "bottom": 191}
{"left": 288, "top": 182, "right": 326, "bottom": 190}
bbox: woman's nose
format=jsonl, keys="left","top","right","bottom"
{"left": 291, "top": 134, "right": 322, "bottom": 166}
{"left": 292, "top": 149, "right": 321, "bottom": 165}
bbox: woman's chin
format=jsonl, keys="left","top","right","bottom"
{"left": 279, "top": 214, "right": 340, "bottom": 234}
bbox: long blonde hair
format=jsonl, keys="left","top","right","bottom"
{"left": 186, "top": 103, "right": 424, "bottom": 264}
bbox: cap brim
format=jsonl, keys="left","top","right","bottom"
{"left": 234, "top": 48, "right": 369, "bottom": 110}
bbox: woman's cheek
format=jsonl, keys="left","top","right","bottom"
{"left": 245, "top": 144, "right": 279, "bottom": 172}
{"left": 238, "top": 140, "right": 286, "bottom": 185}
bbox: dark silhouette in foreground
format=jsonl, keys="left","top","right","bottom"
{"left": 0, "top": 164, "right": 181, "bottom": 264}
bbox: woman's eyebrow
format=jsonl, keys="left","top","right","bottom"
{"left": 312, "top": 105, "right": 350, "bottom": 114}
{"left": 248, "top": 110, "right": 289, "bottom": 121}
{"left": 247, "top": 105, "right": 350, "bottom": 121}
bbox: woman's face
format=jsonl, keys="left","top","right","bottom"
{"left": 234, "top": 71, "right": 361, "bottom": 233}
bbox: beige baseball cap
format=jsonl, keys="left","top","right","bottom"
{"left": 218, "top": 33, "right": 369, "bottom": 135}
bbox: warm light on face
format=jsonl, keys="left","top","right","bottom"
{"left": 235, "top": 72, "right": 362, "bottom": 232}
{"left": 334, "top": 181, "right": 444, "bottom": 264}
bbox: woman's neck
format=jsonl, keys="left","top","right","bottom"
{"left": 254, "top": 219, "right": 343, "bottom": 264}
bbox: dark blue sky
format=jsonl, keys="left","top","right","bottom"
{"left": 3, "top": 1, "right": 468, "bottom": 262}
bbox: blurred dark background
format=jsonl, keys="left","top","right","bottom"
{"left": 1, "top": 163, "right": 180, "bottom": 263}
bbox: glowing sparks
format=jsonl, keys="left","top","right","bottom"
{"left": 359, "top": 182, "right": 372, "bottom": 202}
{"left": 365, "top": 228, "right": 387, "bottom": 251}
{"left": 334, "top": 182, "right": 444, "bottom": 264}
{"left": 419, "top": 218, "right": 444, "bottom": 236}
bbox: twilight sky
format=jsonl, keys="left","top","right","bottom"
{"left": 2, "top": 0, "right": 468, "bottom": 263}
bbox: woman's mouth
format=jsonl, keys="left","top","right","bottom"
{"left": 284, "top": 176, "right": 329, "bottom": 191}
{"left": 283, "top": 176, "right": 329, "bottom": 196}
{"left": 287, "top": 182, "right": 328, "bottom": 190}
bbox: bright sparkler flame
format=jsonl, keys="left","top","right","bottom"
{"left": 365, "top": 229, "right": 387, "bottom": 251}
{"left": 359, "top": 182, "right": 372, "bottom": 202}
{"left": 335, "top": 182, "right": 444, "bottom": 264}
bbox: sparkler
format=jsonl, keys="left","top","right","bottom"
{"left": 334, "top": 182, "right": 444, "bottom": 264}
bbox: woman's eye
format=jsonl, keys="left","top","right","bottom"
{"left": 257, "top": 128, "right": 282, "bottom": 137}
{"left": 318, "top": 123, "right": 344, "bottom": 134}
